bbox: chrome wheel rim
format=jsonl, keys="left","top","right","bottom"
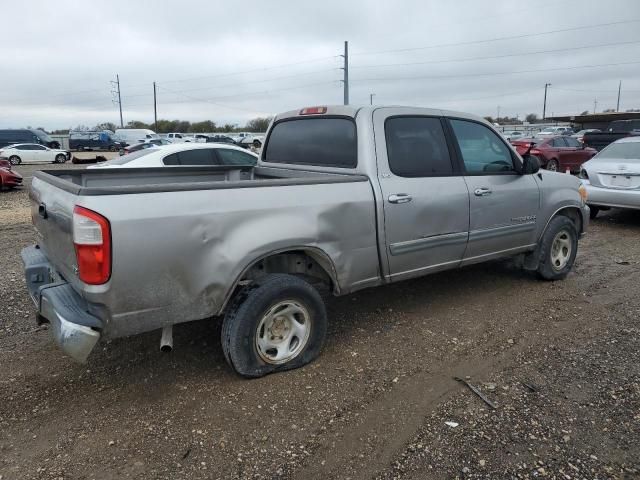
{"left": 547, "top": 161, "right": 558, "bottom": 171}
{"left": 551, "top": 230, "right": 572, "bottom": 271}
{"left": 255, "top": 301, "right": 311, "bottom": 364}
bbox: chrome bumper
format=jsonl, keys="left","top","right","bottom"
{"left": 21, "top": 245, "right": 102, "bottom": 363}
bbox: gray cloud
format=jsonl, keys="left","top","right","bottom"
{"left": 1, "top": 0, "right": 639, "bottom": 129}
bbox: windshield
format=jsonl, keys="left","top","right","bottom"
{"left": 98, "top": 149, "right": 156, "bottom": 166}
{"left": 264, "top": 118, "right": 357, "bottom": 168}
{"left": 596, "top": 141, "right": 640, "bottom": 160}
{"left": 31, "top": 129, "right": 53, "bottom": 142}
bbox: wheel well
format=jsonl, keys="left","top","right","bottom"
{"left": 222, "top": 249, "right": 338, "bottom": 314}
{"left": 554, "top": 207, "right": 583, "bottom": 234}
{"left": 241, "top": 250, "right": 335, "bottom": 290}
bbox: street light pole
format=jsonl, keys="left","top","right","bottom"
{"left": 542, "top": 83, "right": 551, "bottom": 119}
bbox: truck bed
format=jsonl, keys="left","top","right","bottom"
{"left": 36, "top": 165, "right": 368, "bottom": 196}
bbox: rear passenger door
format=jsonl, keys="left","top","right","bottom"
{"left": 447, "top": 118, "right": 540, "bottom": 263}
{"left": 374, "top": 111, "right": 470, "bottom": 281}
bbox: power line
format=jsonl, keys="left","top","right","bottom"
{"left": 351, "top": 40, "right": 640, "bottom": 70}
{"left": 155, "top": 67, "right": 339, "bottom": 96}
{"left": 351, "top": 19, "right": 640, "bottom": 57}
{"left": 352, "top": 60, "right": 640, "bottom": 83}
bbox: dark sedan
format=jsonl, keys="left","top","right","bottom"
{"left": 511, "top": 136, "right": 597, "bottom": 173}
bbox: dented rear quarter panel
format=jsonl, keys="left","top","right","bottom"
{"left": 76, "top": 179, "right": 379, "bottom": 338}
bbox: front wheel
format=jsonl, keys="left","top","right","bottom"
{"left": 54, "top": 154, "right": 66, "bottom": 163}
{"left": 9, "top": 156, "right": 21, "bottom": 165}
{"left": 536, "top": 216, "right": 578, "bottom": 280}
{"left": 221, "top": 274, "right": 327, "bottom": 378}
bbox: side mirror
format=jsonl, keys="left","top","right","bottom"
{"left": 522, "top": 154, "right": 540, "bottom": 175}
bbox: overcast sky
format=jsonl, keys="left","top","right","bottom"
{"left": 1, "top": 0, "right": 640, "bottom": 130}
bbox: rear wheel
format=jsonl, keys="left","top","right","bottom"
{"left": 546, "top": 159, "right": 559, "bottom": 172}
{"left": 221, "top": 274, "right": 327, "bottom": 378}
{"left": 536, "top": 216, "right": 578, "bottom": 281}
{"left": 9, "top": 156, "right": 21, "bottom": 165}
{"left": 589, "top": 206, "right": 600, "bottom": 219}
{"left": 108, "top": 145, "right": 117, "bottom": 152}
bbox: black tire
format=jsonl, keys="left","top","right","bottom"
{"left": 9, "top": 156, "right": 21, "bottom": 165}
{"left": 108, "top": 145, "right": 117, "bottom": 152}
{"left": 252, "top": 139, "right": 262, "bottom": 148}
{"left": 54, "top": 154, "right": 66, "bottom": 164}
{"left": 536, "top": 216, "right": 579, "bottom": 281}
{"left": 589, "top": 206, "right": 600, "bottom": 219}
{"left": 76, "top": 146, "right": 84, "bottom": 152}
{"left": 546, "top": 159, "right": 559, "bottom": 172}
{"left": 221, "top": 274, "right": 327, "bottom": 378}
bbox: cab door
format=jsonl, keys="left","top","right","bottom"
{"left": 373, "top": 110, "right": 470, "bottom": 282}
{"left": 446, "top": 118, "right": 540, "bottom": 264}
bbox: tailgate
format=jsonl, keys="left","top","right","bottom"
{"left": 30, "top": 176, "right": 79, "bottom": 284}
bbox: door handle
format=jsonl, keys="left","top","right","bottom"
{"left": 388, "top": 193, "right": 412, "bottom": 204}
{"left": 474, "top": 187, "right": 492, "bottom": 197}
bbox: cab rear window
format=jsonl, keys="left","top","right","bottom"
{"left": 264, "top": 118, "right": 357, "bottom": 168}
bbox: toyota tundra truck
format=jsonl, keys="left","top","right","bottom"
{"left": 21, "top": 105, "right": 589, "bottom": 377}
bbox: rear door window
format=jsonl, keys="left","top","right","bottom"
{"left": 264, "top": 118, "right": 357, "bottom": 168}
{"left": 384, "top": 117, "right": 453, "bottom": 177}
{"left": 216, "top": 149, "right": 257, "bottom": 166}
{"left": 177, "top": 148, "right": 217, "bottom": 165}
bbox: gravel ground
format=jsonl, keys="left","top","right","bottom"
{"left": 0, "top": 164, "right": 638, "bottom": 479}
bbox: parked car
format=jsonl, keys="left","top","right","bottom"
{"left": 206, "top": 134, "right": 238, "bottom": 145}
{"left": 572, "top": 129, "right": 601, "bottom": 143}
{"left": 69, "top": 130, "right": 122, "bottom": 152}
{"left": 21, "top": 105, "right": 588, "bottom": 376}
{"left": 580, "top": 136, "right": 640, "bottom": 218}
{"left": 582, "top": 119, "right": 640, "bottom": 151}
{"left": 502, "top": 130, "right": 525, "bottom": 141}
{"left": 238, "top": 134, "right": 265, "bottom": 149}
{"left": 113, "top": 128, "right": 159, "bottom": 146}
{"left": 99, "top": 143, "right": 258, "bottom": 167}
{"left": 0, "top": 144, "right": 70, "bottom": 165}
{"left": 163, "top": 133, "right": 189, "bottom": 143}
{"left": 537, "top": 126, "right": 574, "bottom": 136}
{"left": 0, "top": 129, "right": 60, "bottom": 149}
{"left": 118, "top": 138, "right": 172, "bottom": 156}
{"left": 0, "top": 165, "right": 22, "bottom": 190}
{"left": 511, "top": 136, "right": 596, "bottom": 172}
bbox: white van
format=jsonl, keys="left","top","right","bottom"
{"left": 114, "top": 129, "right": 159, "bottom": 146}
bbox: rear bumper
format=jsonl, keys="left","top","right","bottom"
{"left": 21, "top": 245, "right": 101, "bottom": 363}
{"left": 583, "top": 181, "right": 640, "bottom": 210}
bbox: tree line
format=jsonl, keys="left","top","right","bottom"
{"left": 51, "top": 117, "right": 273, "bottom": 135}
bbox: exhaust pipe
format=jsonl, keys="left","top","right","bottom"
{"left": 160, "top": 325, "right": 173, "bottom": 353}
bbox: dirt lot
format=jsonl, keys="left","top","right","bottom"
{"left": 1, "top": 164, "right": 638, "bottom": 480}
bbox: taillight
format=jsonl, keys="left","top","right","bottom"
{"left": 73, "top": 206, "right": 111, "bottom": 284}
{"left": 531, "top": 149, "right": 541, "bottom": 155}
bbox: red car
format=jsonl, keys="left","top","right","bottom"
{"left": 0, "top": 166, "right": 23, "bottom": 190}
{"left": 511, "top": 136, "right": 597, "bottom": 172}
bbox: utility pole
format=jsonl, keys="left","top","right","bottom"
{"left": 617, "top": 80, "right": 622, "bottom": 112}
{"left": 542, "top": 83, "right": 551, "bottom": 119}
{"left": 370, "top": 93, "right": 375, "bottom": 105}
{"left": 341, "top": 41, "right": 349, "bottom": 105}
{"left": 153, "top": 82, "right": 158, "bottom": 132}
{"left": 496, "top": 105, "right": 501, "bottom": 121}
{"left": 593, "top": 98, "right": 598, "bottom": 114}
{"left": 111, "top": 75, "right": 124, "bottom": 128}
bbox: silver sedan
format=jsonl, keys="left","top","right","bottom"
{"left": 580, "top": 136, "right": 640, "bottom": 218}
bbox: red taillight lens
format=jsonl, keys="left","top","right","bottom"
{"left": 530, "top": 149, "right": 541, "bottom": 155}
{"left": 73, "top": 206, "right": 111, "bottom": 284}
{"left": 299, "top": 106, "right": 327, "bottom": 115}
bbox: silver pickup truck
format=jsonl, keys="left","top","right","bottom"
{"left": 22, "top": 106, "right": 589, "bottom": 377}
